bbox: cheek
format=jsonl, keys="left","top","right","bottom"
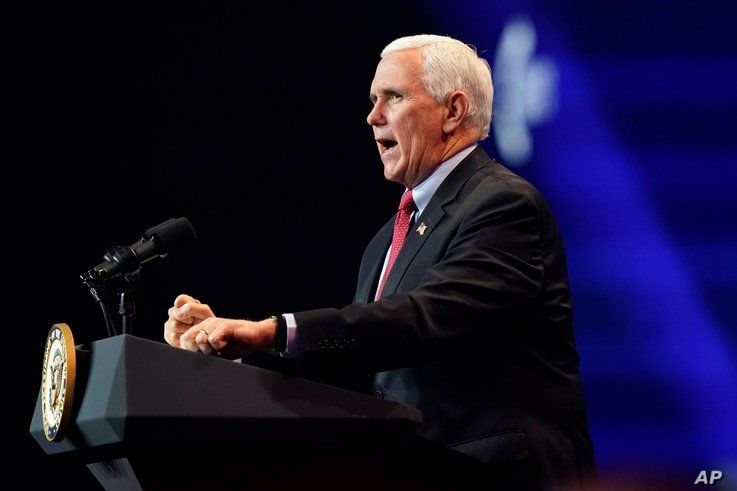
{"left": 395, "top": 114, "right": 421, "bottom": 149}
{"left": 400, "top": 107, "right": 438, "bottom": 144}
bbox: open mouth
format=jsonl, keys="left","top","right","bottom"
{"left": 377, "top": 139, "right": 398, "bottom": 154}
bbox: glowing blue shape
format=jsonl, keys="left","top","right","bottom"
{"left": 493, "top": 16, "right": 559, "bottom": 167}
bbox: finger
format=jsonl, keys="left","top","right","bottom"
{"left": 174, "top": 294, "right": 198, "bottom": 309}
{"left": 164, "top": 319, "right": 194, "bottom": 347}
{"left": 179, "top": 326, "right": 201, "bottom": 352}
{"left": 165, "top": 305, "right": 195, "bottom": 348}
{"left": 164, "top": 319, "right": 179, "bottom": 346}
{"left": 168, "top": 306, "right": 194, "bottom": 325}
{"left": 207, "top": 324, "right": 231, "bottom": 353}
{"left": 195, "top": 328, "right": 214, "bottom": 355}
{"left": 176, "top": 302, "right": 215, "bottom": 323}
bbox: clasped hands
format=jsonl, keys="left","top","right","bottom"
{"left": 163, "top": 294, "right": 277, "bottom": 358}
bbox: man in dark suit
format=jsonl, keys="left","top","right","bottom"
{"left": 164, "top": 34, "right": 595, "bottom": 489}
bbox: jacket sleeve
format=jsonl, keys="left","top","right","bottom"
{"left": 293, "top": 188, "right": 545, "bottom": 373}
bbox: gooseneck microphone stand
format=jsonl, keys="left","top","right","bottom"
{"left": 81, "top": 246, "right": 142, "bottom": 338}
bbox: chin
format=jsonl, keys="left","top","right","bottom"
{"left": 382, "top": 161, "right": 405, "bottom": 184}
{"left": 383, "top": 168, "right": 402, "bottom": 184}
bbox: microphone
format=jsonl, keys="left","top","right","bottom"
{"left": 86, "top": 217, "right": 196, "bottom": 283}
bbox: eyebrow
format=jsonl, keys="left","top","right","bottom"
{"left": 369, "top": 88, "right": 402, "bottom": 104}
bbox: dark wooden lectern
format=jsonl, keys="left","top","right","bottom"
{"left": 30, "top": 335, "right": 485, "bottom": 490}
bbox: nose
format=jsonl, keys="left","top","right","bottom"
{"left": 366, "top": 101, "right": 385, "bottom": 127}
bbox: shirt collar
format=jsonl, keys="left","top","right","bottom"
{"left": 409, "top": 144, "right": 477, "bottom": 217}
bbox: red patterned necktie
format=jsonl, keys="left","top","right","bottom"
{"left": 375, "top": 190, "right": 416, "bottom": 299}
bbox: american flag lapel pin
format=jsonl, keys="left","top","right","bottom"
{"left": 417, "top": 222, "right": 428, "bottom": 235}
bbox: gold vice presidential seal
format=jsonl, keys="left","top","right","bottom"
{"left": 41, "top": 323, "right": 76, "bottom": 442}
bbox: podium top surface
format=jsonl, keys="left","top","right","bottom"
{"left": 30, "top": 334, "right": 422, "bottom": 455}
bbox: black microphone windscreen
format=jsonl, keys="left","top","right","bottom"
{"left": 143, "top": 217, "right": 196, "bottom": 253}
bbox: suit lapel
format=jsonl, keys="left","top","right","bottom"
{"left": 354, "top": 218, "right": 393, "bottom": 303}
{"left": 380, "top": 200, "right": 444, "bottom": 297}
{"left": 380, "top": 146, "right": 493, "bottom": 297}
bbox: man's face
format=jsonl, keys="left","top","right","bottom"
{"left": 367, "top": 49, "right": 447, "bottom": 188}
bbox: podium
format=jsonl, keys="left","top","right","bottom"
{"left": 30, "top": 334, "right": 486, "bottom": 490}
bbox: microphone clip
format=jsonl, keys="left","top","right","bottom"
{"left": 81, "top": 245, "right": 144, "bottom": 338}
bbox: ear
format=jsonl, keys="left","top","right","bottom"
{"left": 442, "top": 91, "right": 471, "bottom": 134}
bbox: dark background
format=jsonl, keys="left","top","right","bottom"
{"left": 10, "top": 1, "right": 737, "bottom": 489}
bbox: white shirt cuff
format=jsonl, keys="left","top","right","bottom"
{"left": 283, "top": 313, "right": 300, "bottom": 356}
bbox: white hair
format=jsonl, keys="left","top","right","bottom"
{"left": 382, "top": 34, "right": 494, "bottom": 140}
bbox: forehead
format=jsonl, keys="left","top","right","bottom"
{"left": 370, "top": 49, "right": 424, "bottom": 93}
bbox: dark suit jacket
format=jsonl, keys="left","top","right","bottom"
{"left": 293, "top": 146, "right": 595, "bottom": 488}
